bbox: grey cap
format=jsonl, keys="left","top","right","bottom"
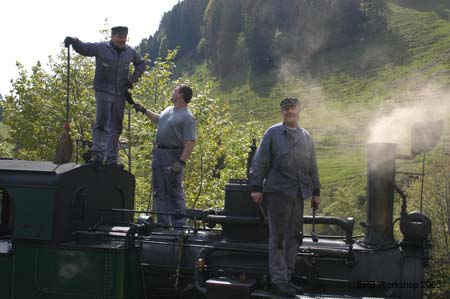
{"left": 111, "top": 26, "right": 128, "bottom": 35}
{"left": 280, "top": 97, "right": 299, "bottom": 108}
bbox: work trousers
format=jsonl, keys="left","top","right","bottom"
{"left": 91, "top": 92, "right": 125, "bottom": 163}
{"left": 265, "top": 192, "right": 304, "bottom": 284}
{"left": 152, "top": 148, "right": 186, "bottom": 227}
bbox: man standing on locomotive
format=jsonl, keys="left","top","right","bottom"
{"left": 64, "top": 26, "right": 145, "bottom": 165}
{"left": 250, "top": 97, "right": 321, "bottom": 297}
{"left": 133, "top": 85, "right": 196, "bottom": 228}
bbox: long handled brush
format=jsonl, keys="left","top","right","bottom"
{"left": 311, "top": 206, "right": 319, "bottom": 242}
{"left": 54, "top": 45, "right": 73, "bottom": 164}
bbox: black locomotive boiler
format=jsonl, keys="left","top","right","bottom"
{"left": 0, "top": 142, "right": 434, "bottom": 299}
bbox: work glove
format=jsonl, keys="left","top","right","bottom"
{"left": 311, "top": 195, "right": 320, "bottom": 210}
{"left": 133, "top": 103, "right": 146, "bottom": 114}
{"left": 169, "top": 160, "right": 186, "bottom": 175}
{"left": 124, "top": 90, "right": 135, "bottom": 105}
{"left": 64, "top": 36, "right": 75, "bottom": 48}
{"left": 129, "top": 74, "right": 139, "bottom": 84}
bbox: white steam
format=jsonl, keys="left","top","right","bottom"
{"left": 368, "top": 85, "right": 450, "bottom": 152}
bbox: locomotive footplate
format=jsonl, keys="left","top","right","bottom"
{"left": 251, "top": 289, "right": 392, "bottom": 299}
{"left": 206, "top": 277, "right": 257, "bottom": 299}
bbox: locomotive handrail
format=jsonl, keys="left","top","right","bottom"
{"left": 205, "top": 215, "right": 261, "bottom": 225}
{"left": 100, "top": 208, "right": 354, "bottom": 244}
{"left": 303, "top": 216, "right": 354, "bottom": 244}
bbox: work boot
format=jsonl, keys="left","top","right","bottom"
{"left": 270, "top": 282, "right": 296, "bottom": 297}
{"left": 289, "top": 281, "right": 304, "bottom": 295}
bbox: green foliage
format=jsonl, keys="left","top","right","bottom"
{"left": 184, "top": 83, "right": 263, "bottom": 209}
{"left": 0, "top": 123, "right": 13, "bottom": 157}
{"left": 2, "top": 51, "right": 96, "bottom": 160}
{"left": 321, "top": 182, "right": 367, "bottom": 236}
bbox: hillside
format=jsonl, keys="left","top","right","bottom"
{"left": 138, "top": 0, "right": 450, "bottom": 212}
{"left": 154, "top": 1, "right": 449, "bottom": 183}
{"left": 210, "top": 0, "right": 450, "bottom": 187}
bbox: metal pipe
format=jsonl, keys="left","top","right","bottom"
{"left": 300, "top": 247, "right": 354, "bottom": 260}
{"left": 206, "top": 215, "right": 261, "bottom": 225}
{"left": 363, "top": 143, "right": 397, "bottom": 249}
{"left": 103, "top": 209, "right": 354, "bottom": 242}
{"left": 303, "top": 215, "right": 354, "bottom": 243}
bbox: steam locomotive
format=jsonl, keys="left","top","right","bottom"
{"left": 0, "top": 139, "right": 435, "bottom": 299}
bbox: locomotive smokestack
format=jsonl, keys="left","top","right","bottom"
{"left": 363, "top": 143, "right": 397, "bottom": 249}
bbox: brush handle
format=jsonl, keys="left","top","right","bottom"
{"left": 66, "top": 46, "right": 70, "bottom": 124}
{"left": 312, "top": 207, "right": 316, "bottom": 232}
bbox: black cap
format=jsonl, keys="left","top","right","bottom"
{"left": 111, "top": 26, "right": 128, "bottom": 36}
{"left": 280, "top": 97, "right": 300, "bottom": 108}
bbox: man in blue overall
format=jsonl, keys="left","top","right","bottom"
{"left": 250, "top": 97, "right": 321, "bottom": 297}
{"left": 64, "top": 26, "right": 145, "bottom": 165}
{"left": 134, "top": 85, "right": 196, "bottom": 228}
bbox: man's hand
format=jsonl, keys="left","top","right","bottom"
{"left": 128, "top": 74, "right": 138, "bottom": 84}
{"left": 251, "top": 192, "right": 263, "bottom": 205}
{"left": 124, "top": 90, "right": 135, "bottom": 105}
{"left": 169, "top": 160, "right": 186, "bottom": 175}
{"left": 133, "top": 103, "right": 146, "bottom": 114}
{"left": 311, "top": 196, "right": 320, "bottom": 210}
{"left": 64, "top": 36, "right": 76, "bottom": 48}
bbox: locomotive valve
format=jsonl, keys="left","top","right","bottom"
{"left": 196, "top": 258, "right": 207, "bottom": 271}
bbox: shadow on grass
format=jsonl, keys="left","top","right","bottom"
{"left": 217, "top": 70, "right": 249, "bottom": 93}
{"left": 248, "top": 70, "right": 278, "bottom": 97}
{"left": 217, "top": 68, "right": 279, "bottom": 98}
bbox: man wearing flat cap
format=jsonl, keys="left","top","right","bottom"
{"left": 250, "top": 97, "right": 321, "bottom": 297}
{"left": 64, "top": 26, "right": 145, "bottom": 165}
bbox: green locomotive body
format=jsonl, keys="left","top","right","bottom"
{"left": 0, "top": 161, "right": 141, "bottom": 299}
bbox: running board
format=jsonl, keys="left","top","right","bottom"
{"left": 251, "top": 289, "right": 392, "bottom": 299}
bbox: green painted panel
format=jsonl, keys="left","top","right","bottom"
{"left": 13, "top": 244, "right": 136, "bottom": 299}
{"left": 124, "top": 248, "right": 142, "bottom": 299}
{"left": 10, "top": 188, "right": 54, "bottom": 240}
{"left": 0, "top": 255, "right": 13, "bottom": 297}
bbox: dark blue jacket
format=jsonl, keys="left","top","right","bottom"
{"left": 72, "top": 40, "right": 145, "bottom": 95}
{"left": 250, "top": 123, "right": 321, "bottom": 200}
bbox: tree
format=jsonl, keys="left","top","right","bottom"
{"left": 2, "top": 52, "right": 96, "bottom": 161}
{"left": 0, "top": 123, "right": 12, "bottom": 157}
